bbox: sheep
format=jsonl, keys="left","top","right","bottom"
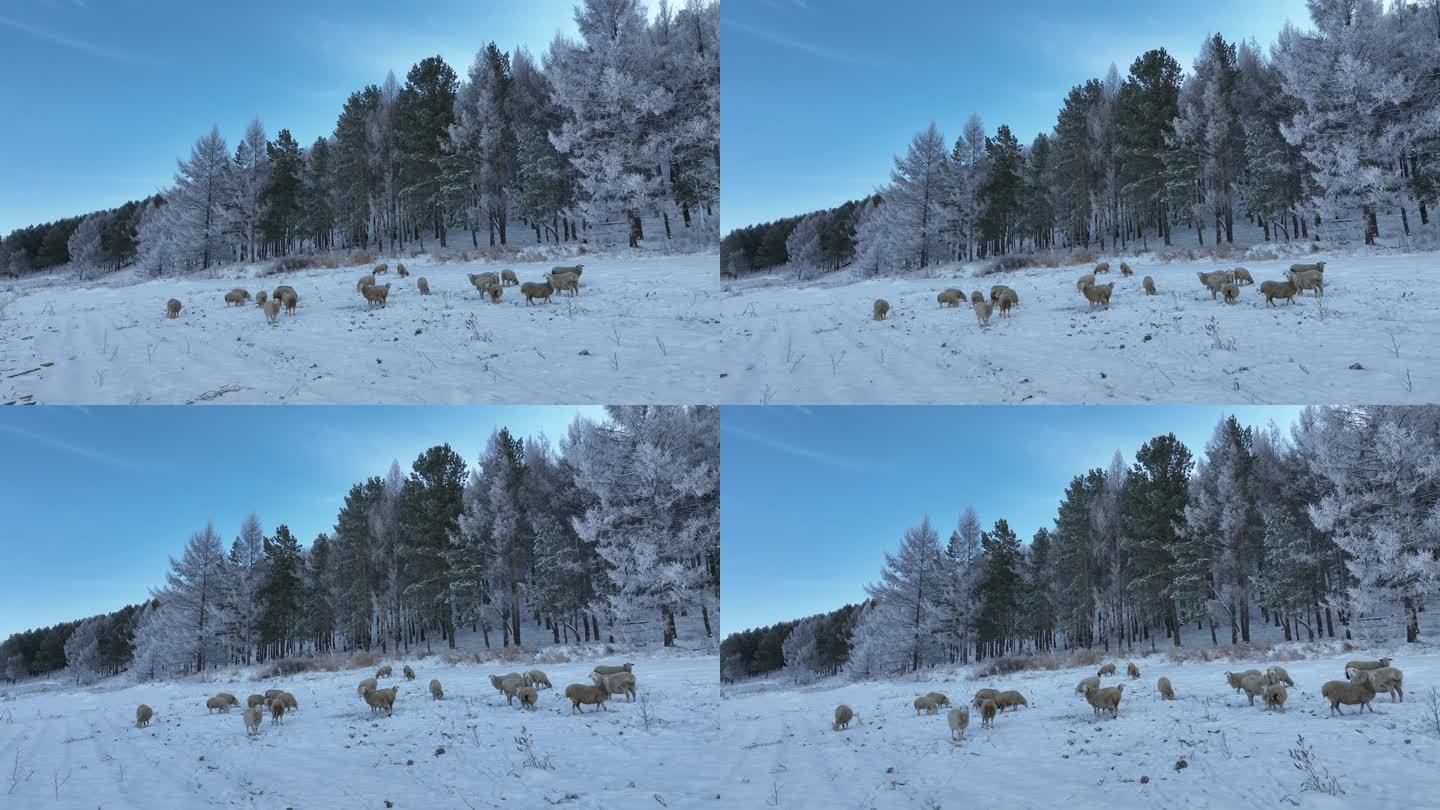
{"left": 873, "top": 298, "right": 890, "bottom": 320}
{"left": 1142, "top": 275, "right": 1156, "bottom": 295}
{"left": 973, "top": 298, "right": 993, "bottom": 327}
{"left": 970, "top": 290, "right": 986, "bottom": 304}
{"left": 1286, "top": 268, "right": 1324, "bottom": 297}
{"left": 527, "top": 670, "right": 552, "bottom": 689}
{"left": 1126, "top": 662, "right": 1140, "bottom": 679}
{"left": 565, "top": 682, "right": 612, "bottom": 713}
{"left": 1197, "top": 271, "right": 1227, "bottom": 299}
{"left": 593, "top": 671, "right": 637, "bottom": 702}
{"left": 279, "top": 692, "right": 298, "bottom": 712}
{"left": 1259, "top": 279, "right": 1298, "bottom": 306}
{"left": 1232, "top": 268, "right": 1254, "bottom": 286}
{"left": 396, "top": 263, "right": 409, "bottom": 278}
{"left": 997, "top": 290, "right": 1017, "bottom": 318}
{"left": 1082, "top": 282, "right": 1114, "bottom": 310}
{"left": 517, "top": 686, "right": 539, "bottom": 710}
{"left": 1289, "top": 261, "right": 1326, "bottom": 275}
{"left": 1223, "top": 670, "right": 1261, "bottom": 693}
{"left": 1344, "top": 658, "right": 1391, "bottom": 679}
{"left": 1367, "top": 667, "right": 1404, "bottom": 702}
{"left": 550, "top": 264, "right": 583, "bottom": 278}
{"left": 430, "top": 679, "right": 444, "bottom": 700}
{"left": 135, "top": 704, "right": 153, "bottom": 728}
{"left": 1263, "top": 683, "right": 1288, "bottom": 712}
{"left": 207, "top": 695, "right": 233, "bottom": 713}
{"left": 1097, "top": 663, "right": 1117, "bottom": 677}
{"left": 914, "top": 696, "right": 939, "bottom": 716}
{"left": 500, "top": 677, "right": 527, "bottom": 704}
{"left": 166, "top": 298, "right": 183, "bottom": 319}
{"left": 264, "top": 689, "right": 285, "bottom": 700}
{"left": 468, "top": 272, "right": 500, "bottom": 289}
{"left": 937, "top": 288, "right": 964, "bottom": 308}
{"left": 972, "top": 688, "right": 999, "bottom": 708}
{"left": 1094, "top": 262, "right": 1111, "bottom": 274}
{"left": 357, "top": 677, "right": 378, "bottom": 697}
{"left": 989, "top": 285, "right": 1011, "bottom": 304}
{"left": 1120, "top": 262, "right": 1133, "bottom": 277}
{"left": 1076, "top": 274, "right": 1095, "bottom": 292}
{"left": 980, "top": 698, "right": 998, "bottom": 728}
{"left": 1076, "top": 675, "right": 1101, "bottom": 696}
{"left": 272, "top": 285, "right": 296, "bottom": 304}
{"left": 255, "top": 290, "right": 268, "bottom": 307}
{"left": 376, "top": 665, "right": 393, "bottom": 679}
{"left": 483, "top": 282, "right": 503, "bottom": 302}
{"left": 224, "top": 288, "right": 250, "bottom": 307}
{"left": 362, "top": 685, "right": 398, "bottom": 716}
{"left": 403, "top": 665, "right": 415, "bottom": 680}
{"left": 522, "top": 281, "right": 554, "bottom": 304}
{"left": 417, "top": 277, "right": 430, "bottom": 294}
{"left": 269, "top": 698, "right": 286, "bottom": 725}
{"left": 592, "top": 663, "right": 634, "bottom": 676}
{"left": 1157, "top": 677, "right": 1175, "bottom": 700}
{"left": 374, "top": 263, "right": 389, "bottom": 275}
{"left": 361, "top": 283, "right": 390, "bottom": 307}
{"left": 281, "top": 290, "right": 298, "bottom": 315}
{"left": 1322, "top": 677, "right": 1376, "bottom": 715}
{"left": 1239, "top": 672, "right": 1267, "bottom": 706}
{"left": 994, "top": 690, "right": 1028, "bottom": 712}
{"left": 501, "top": 269, "right": 518, "bottom": 286}
{"left": 356, "top": 274, "right": 375, "bottom": 292}
{"left": 262, "top": 298, "right": 280, "bottom": 324}
{"left": 247, "top": 694, "right": 266, "bottom": 708}
{"left": 925, "top": 692, "right": 950, "bottom": 707}
{"left": 244, "top": 706, "right": 263, "bottom": 736}
{"left": 1265, "top": 666, "right": 1295, "bottom": 688}
{"left": 490, "top": 673, "right": 524, "bottom": 693}
{"left": 833, "top": 704, "right": 855, "bottom": 731}
{"left": 1220, "top": 282, "right": 1239, "bottom": 303}
{"left": 948, "top": 706, "right": 970, "bottom": 741}
{"left": 1082, "top": 683, "right": 1124, "bottom": 718}
{"left": 551, "top": 272, "right": 580, "bottom": 296}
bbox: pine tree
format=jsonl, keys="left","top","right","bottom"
{"left": 398, "top": 444, "right": 467, "bottom": 648}
{"left": 1122, "top": 433, "right": 1194, "bottom": 647}
{"left": 975, "top": 519, "right": 1023, "bottom": 659}
{"left": 396, "top": 57, "right": 459, "bottom": 247}
{"left": 259, "top": 524, "right": 303, "bottom": 659}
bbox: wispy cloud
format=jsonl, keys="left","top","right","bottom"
{"left": 723, "top": 17, "right": 867, "bottom": 66}
{"left": 0, "top": 423, "right": 147, "bottom": 472}
{"left": 0, "top": 14, "right": 144, "bottom": 64}
{"left": 721, "top": 422, "right": 865, "bottom": 470}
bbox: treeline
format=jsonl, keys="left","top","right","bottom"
{"left": 0, "top": 197, "right": 155, "bottom": 279}
{"left": 723, "top": 406, "right": 1440, "bottom": 682}
{"left": 1, "top": 603, "right": 144, "bottom": 683}
{"left": 3, "top": 0, "right": 718, "bottom": 279}
{"left": 720, "top": 197, "right": 871, "bottom": 278}
{"left": 719, "top": 602, "right": 861, "bottom": 683}
{"left": 723, "top": 2, "right": 1440, "bottom": 276}
{"left": 9, "top": 407, "right": 717, "bottom": 684}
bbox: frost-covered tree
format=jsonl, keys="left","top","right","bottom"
{"left": 227, "top": 119, "right": 269, "bottom": 262}
{"left": 63, "top": 616, "right": 103, "bottom": 685}
{"left": 784, "top": 211, "right": 825, "bottom": 277}
{"left": 863, "top": 515, "right": 946, "bottom": 671}
{"left": 65, "top": 211, "right": 109, "bottom": 279}
{"left": 780, "top": 614, "right": 821, "bottom": 684}
{"left": 141, "top": 127, "right": 232, "bottom": 272}
{"left": 1306, "top": 406, "right": 1440, "bottom": 642}
{"left": 569, "top": 405, "right": 719, "bottom": 646}
{"left": 861, "top": 122, "right": 951, "bottom": 271}
{"left": 154, "top": 522, "right": 230, "bottom": 672}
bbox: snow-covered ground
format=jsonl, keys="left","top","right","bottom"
{"left": 0, "top": 252, "right": 720, "bottom": 404}
{"left": 0, "top": 650, "right": 720, "bottom": 809}
{"left": 717, "top": 249, "right": 1440, "bottom": 403}
{"left": 719, "top": 645, "right": 1438, "bottom": 809}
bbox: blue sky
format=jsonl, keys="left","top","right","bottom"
{"left": 0, "top": 0, "right": 579, "bottom": 235}
{"left": 0, "top": 404, "right": 601, "bottom": 641}
{"left": 720, "top": 0, "right": 1312, "bottom": 233}
{"left": 720, "top": 404, "right": 1305, "bottom": 637}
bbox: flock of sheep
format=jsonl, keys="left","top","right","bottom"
{"left": 161, "top": 262, "right": 587, "bottom": 323}
{"left": 867, "top": 259, "right": 1331, "bottom": 328}
{"left": 831, "top": 655, "right": 1406, "bottom": 743}
{"left": 131, "top": 659, "right": 638, "bottom": 736}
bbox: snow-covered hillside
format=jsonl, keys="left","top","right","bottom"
{"left": 0, "top": 650, "right": 720, "bottom": 809}
{"left": 716, "top": 249, "right": 1439, "bottom": 404}
{"left": 0, "top": 252, "right": 719, "bottom": 404}
{"left": 719, "top": 646, "right": 1437, "bottom": 809}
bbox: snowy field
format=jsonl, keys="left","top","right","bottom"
{"left": 719, "top": 645, "right": 1438, "bottom": 809}
{"left": 0, "top": 650, "right": 720, "bottom": 809}
{"left": 0, "top": 252, "right": 720, "bottom": 404}
{"left": 716, "top": 249, "right": 1440, "bottom": 404}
